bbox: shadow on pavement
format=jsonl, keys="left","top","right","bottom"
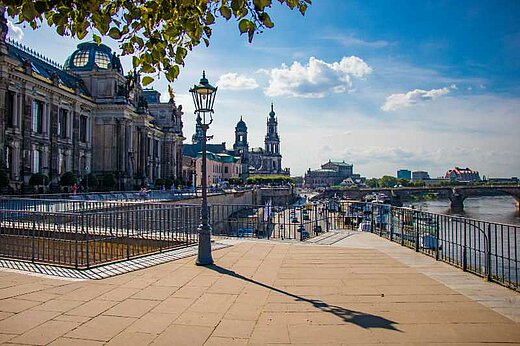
{"left": 207, "top": 264, "right": 400, "bottom": 331}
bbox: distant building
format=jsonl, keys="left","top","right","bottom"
{"left": 445, "top": 167, "right": 480, "bottom": 182}
{"left": 412, "top": 171, "right": 430, "bottom": 181}
{"left": 304, "top": 160, "right": 354, "bottom": 188}
{"left": 195, "top": 152, "right": 242, "bottom": 186}
{"left": 234, "top": 105, "right": 290, "bottom": 177}
{"left": 182, "top": 104, "right": 290, "bottom": 184}
{"left": 397, "top": 169, "right": 411, "bottom": 180}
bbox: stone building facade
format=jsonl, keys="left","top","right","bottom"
{"left": 304, "top": 160, "right": 354, "bottom": 188}
{"left": 195, "top": 152, "right": 242, "bottom": 187}
{"left": 0, "top": 23, "right": 184, "bottom": 191}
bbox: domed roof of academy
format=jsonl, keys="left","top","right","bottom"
{"left": 236, "top": 116, "right": 247, "bottom": 131}
{"left": 63, "top": 42, "right": 123, "bottom": 74}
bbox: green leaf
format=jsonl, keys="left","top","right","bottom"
{"left": 238, "top": 19, "right": 252, "bottom": 34}
{"left": 142, "top": 76, "right": 154, "bottom": 86}
{"left": 231, "top": 0, "right": 244, "bottom": 13}
{"left": 219, "top": 5, "right": 232, "bottom": 20}
{"left": 93, "top": 34, "right": 101, "bottom": 45}
{"left": 165, "top": 65, "right": 180, "bottom": 82}
{"left": 254, "top": 0, "right": 272, "bottom": 11}
{"left": 21, "top": 2, "right": 39, "bottom": 21}
{"left": 205, "top": 12, "right": 215, "bottom": 25}
{"left": 108, "top": 27, "right": 121, "bottom": 39}
{"left": 259, "top": 13, "right": 274, "bottom": 28}
{"left": 77, "top": 28, "right": 88, "bottom": 40}
{"left": 132, "top": 56, "right": 140, "bottom": 68}
{"left": 141, "top": 63, "right": 155, "bottom": 73}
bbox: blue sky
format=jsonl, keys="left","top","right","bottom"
{"left": 7, "top": 0, "right": 520, "bottom": 178}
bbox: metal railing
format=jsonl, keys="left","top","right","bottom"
{"left": 209, "top": 203, "right": 331, "bottom": 241}
{"left": 326, "top": 200, "right": 519, "bottom": 291}
{"left": 0, "top": 198, "right": 334, "bottom": 268}
{"left": 0, "top": 205, "right": 200, "bottom": 269}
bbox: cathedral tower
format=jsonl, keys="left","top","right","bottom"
{"left": 263, "top": 103, "right": 282, "bottom": 173}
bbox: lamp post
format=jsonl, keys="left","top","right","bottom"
{"left": 190, "top": 71, "right": 217, "bottom": 266}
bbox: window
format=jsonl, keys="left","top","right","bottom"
{"left": 73, "top": 51, "right": 89, "bottom": 67}
{"left": 224, "top": 166, "right": 229, "bottom": 174}
{"left": 58, "top": 109, "right": 68, "bottom": 139}
{"left": 33, "top": 150, "right": 41, "bottom": 173}
{"left": 6, "top": 91, "right": 15, "bottom": 128}
{"left": 94, "top": 51, "right": 110, "bottom": 69}
{"left": 5, "top": 147, "right": 11, "bottom": 171}
{"left": 32, "top": 100, "right": 43, "bottom": 133}
{"left": 80, "top": 115, "right": 88, "bottom": 142}
{"left": 58, "top": 152, "right": 64, "bottom": 175}
{"left": 154, "top": 140, "right": 159, "bottom": 158}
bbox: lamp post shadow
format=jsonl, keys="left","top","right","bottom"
{"left": 206, "top": 264, "right": 401, "bottom": 331}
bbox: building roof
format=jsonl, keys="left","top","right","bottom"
{"left": 6, "top": 39, "right": 91, "bottom": 97}
{"left": 63, "top": 42, "right": 123, "bottom": 74}
{"left": 236, "top": 116, "right": 247, "bottom": 131}
{"left": 197, "top": 151, "right": 240, "bottom": 163}
{"left": 328, "top": 161, "right": 353, "bottom": 167}
{"left": 183, "top": 142, "right": 229, "bottom": 158}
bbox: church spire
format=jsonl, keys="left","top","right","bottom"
{"left": 269, "top": 102, "right": 275, "bottom": 118}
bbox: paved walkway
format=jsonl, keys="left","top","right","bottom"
{"left": 0, "top": 231, "right": 519, "bottom": 345}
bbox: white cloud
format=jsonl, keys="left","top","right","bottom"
{"left": 330, "top": 34, "right": 390, "bottom": 49}
{"left": 381, "top": 86, "right": 451, "bottom": 112}
{"left": 216, "top": 73, "right": 258, "bottom": 90}
{"left": 261, "top": 56, "right": 372, "bottom": 98}
{"left": 7, "top": 20, "right": 23, "bottom": 42}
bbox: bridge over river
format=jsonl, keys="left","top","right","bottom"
{"left": 313, "top": 185, "right": 520, "bottom": 213}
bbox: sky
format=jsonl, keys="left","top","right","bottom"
{"left": 6, "top": 0, "right": 520, "bottom": 178}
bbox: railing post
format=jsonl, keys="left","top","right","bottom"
{"left": 379, "top": 205, "right": 383, "bottom": 237}
{"left": 371, "top": 204, "right": 375, "bottom": 234}
{"left": 487, "top": 224, "right": 492, "bottom": 282}
{"left": 400, "top": 210, "right": 405, "bottom": 247}
{"left": 85, "top": 215, "right": 90, "bottom": 269}
{"left": 415, "top": 211, "right": 419, "bottom": 252}
{"left": 389, "top": 208, "right": 394, "bottom": 241}
{"left": 462, "top": 219, "right": 467, "bottom": 271}
{"left": 31, "top": 218, "right": 35, "bottom": 263}
{"left": 435, "top": 214, "right": 440, "bottom": 261}
{"left": 75, "top": 215, "right": 80, "bottom": 269}
{"left": 127, "top": 211, "right": 131, "bottom": 260}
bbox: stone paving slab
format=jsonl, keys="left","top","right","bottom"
{"left": 0, "top": 234, "right": 518, "bottom": 345}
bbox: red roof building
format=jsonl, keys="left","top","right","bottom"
{"left": 445, "top": 167, "right": 481, "bottom": 182}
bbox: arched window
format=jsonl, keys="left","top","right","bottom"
{"left": 32, "top": 149, "right": 41, "bottom": 173}
{"left": 94, "top": 51, "right": 110, "bottom": 68}
{"left": 73, "top": 51, "right": 89, "bottom": 67}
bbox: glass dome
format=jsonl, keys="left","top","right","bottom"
{"left": 64, "top": 42, "right": 123, "bottom": 74}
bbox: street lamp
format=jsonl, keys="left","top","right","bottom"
{"left": 190, "top": 71, "right": 217, "bottom": 266}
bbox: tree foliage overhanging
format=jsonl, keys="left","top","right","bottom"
{"left": 3, "top": 0, "right": 311, "bottom": 85}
